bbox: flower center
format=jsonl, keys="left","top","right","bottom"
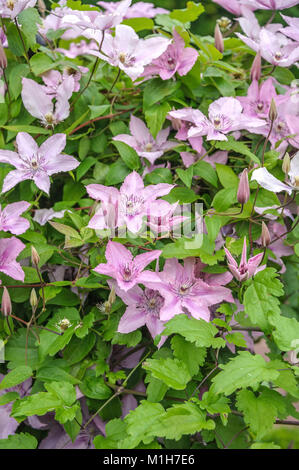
{"left": 213, "top": 117, "right": 222, "bottom": 128}
{"left": 137, "top": 288, "right": 164, "bottom": 316}
{"left": 274, "top": 51, "right": 282, "bottom": 61}
{"left": 45, "top": 113, "right": 54, "bottom": 125}
{"left": 144, "top": 143, "right": 152, "bottom": 152}
{"left": 121, "top": 262, "right": 134, "bottom": 281}
{"left": 276, "top": 121, "right": 285, "bottom": 132}
{"left": 256, "top": 102, "right": 264, "bottom": 112}
{"left": 6, "top": 0, "right": 14, "bottom": 10}
{"left": 121, "top": 194, "right": 144, "bottom": 217}
{"left": 118, "top": 52, "right": 136, "bottom": 67}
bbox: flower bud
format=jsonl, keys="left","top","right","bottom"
{"left": 214, "top": 24, "right": 224, "bottom": 54}
{"left": 282, "top": 152, "right": 290, "bottom": 175}
{"left": 237, "top": 169, "right": 250, "bottom": 205}
{"left": 1, "top": 287, "right": 11, "bottom": 317}
{"left": 30, "top": 288, "right": 38, "bottom": 309}
{"left": 108, "top": 284, "right": 116, "bottom": 307}
{"left": 37, "top": 0, "right": 46, "bottom": 17}
{"left": 31, "top": 246, "right": 40, "bottom": 266}
{"left": 0, "top": 43, "right": 7, "bottom": 70}
{"left": 269, "top": 98, "right": 278, "bottom": 122}
{"left": 261, "top": 222, "right": 271, "bottom": 247}
{"left": 250, "top": 52, "right": 261, "bottom": 82}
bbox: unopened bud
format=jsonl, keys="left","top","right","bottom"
{"left": 250, "top": 52, "right": 261, "bottom": 82}
{"left": 108, "top": 285, "right": 115, "bottom": 307}
{"left": 261, "top": 222, "right": 271, "bottom": 247}
{"left": 1, "top": 287, "right": 11, "bottom": 317}
{"left": 37, "top": 0, "right": 46, "bottom": 17}
{"left": 0, "top": 43, "right": 7, "bottom": 70}
{"left": 269, "top": 98, "right": 278, "bottom": 122}
{"left": 31, "top": 246, "right": 40, "bottom": 266}
{"left": 282, "top": 152, "right": 290, "bottom": 175}
{"left": 237, "top": 169, "right": 250, "bottom": 205}
{"left": 214, "top": 24, "right": 224, "bottom": 54}
{"left": 30, "top": 288, "right": 38, "bottom": 309}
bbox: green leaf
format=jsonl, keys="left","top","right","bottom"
{"left": 12, "top": 392, "right": 62, "bottom": 418}
{"left": 163, "top": 187, "right": 199, "bottom": 203}
{"left": 144, "top": 168, "right": 173, "bottom": 185}
{"left": 150, "top": 402, "right": 214, "bottom": 441}
{"left": 105, "top": 159, "right": 130, "bottom": 185}
{"left": 63, "top": 332, "right": 96, "bottom": 365}
{"left": 215, "top": 136, "right": 260, "bottom": 164}
{"left": 5, "top": 329, "right": 39, "bottom": 370}
{"left": 176, "top": 166, "right": 193, "bottom": 188}
{"left": 244, "top": 268, "right": 284, "bottom": 331}
{"left": 143, "top": 357, "right": 191, "bottom": 390}
{"left": 79, "top": 370, "right": 112, "bottom": 400}
{"left": 236, "top": 389, "right": 284, "bottom": 440}
{"left": 268, "top": 313, "right": 299, "bottom": 352}
{"left": 144, "top": 102, "right": 171, "bottom": 138}
{"left": 1, "top": 125, "right": 50, "bottom": 135}
{"left": 0, "top": 392, "right": 19, "bottom": 406}
{"left": 45, "top": 381, "right": 76, "bottom": 407}
{"left": 215, "top": 163, "right": 239, "bottom": 188}
{"left": 0, "top": 433, "right": 37, "bottom": 449}
{"left": 0, "top": 366, "right": 32, "bottom": 390}
{"left": 170, "top": 2, "right": 204, "bottom": 23}
{"left": 171, "top": 335, "right": 206, "bottom": 376}
{"left": 112, "top": 141, "right": 140, "bottom": 170}
{"left": 212, "top": 351, "right": 280, "bottom": 396}
{"left": 18, "top": 8, "right": 41, "bottom": 51}
{"left": 163, "top": 315, "right": 226, "bottom": 349}
{"left": 193, "top": 160, "right": 218, "bottom": 187}
{"left": 122, "top": 17, "right": 154, "bottom": 32}
{"left": 6, "top": 22, "right": 24, "bottom": 56}
{"left": 212, "top": 187, "right": 237, "bottom": 212}
{"left": 88, "top": 104, "right": 110, "bottom": 119}
{"left": 143, "top": 78, "right": 179, "bottom": 110}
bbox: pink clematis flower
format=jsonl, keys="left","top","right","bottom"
{"left": 237, "top": 28, "right": 299, "bottom": 68}
{"left": 280, "top": 15, "right": 299, "bottom": 42}
{"left": 251, "top": 151, "right": 299, "bottom": 195}
{"left": 143, "top": 29, "right": 198, "bottom": 81}
{"left": 21, "top": 77, "right": 74, "bottom": 127}
{"left": 0, "top": 133, "right": 79, "bottom": 195}
{"left": 56, "top": 40, "right": 98, "bottom": 59}
{"left": 212, "top": 0, "right": 256, "bottom": 15}
{"left": 0, "top": 0, "right": 36, "bottom": 19}
{"left": 144, "top": 257, "right": 234, "bottom": 322}
{"left": 98, "top": 1, "right": 168, "bottom": 18}
{"left": 89, "top": 24, "right": 171, "bottom": 81}
{"left": 187, "top": 97, "right": 265, "bottom": 141}
{"left": 237, "top": 78, "right": 285, "bottom": 120}
{"left": 180, "top": 150, "right": 228, "bottom": 168}
{"left": 245, "top": 0, "right": 299, "bottom": 9}
{"left": 0, "top": 237, "right": 25, "bottom": 281}
{"left": 42, "top": 67, "right": 88, "bottom": 95}
{"left": 109, "top": 280, "right": 167, "bottom": 347}
{"left": 0, "top": 201, "right": 30, "bottom": 235}
{"left": 87, "top": 171, "right": 174, "bottom": 234}
{"left": 113, "top": 115, "right": 177, "bottom": 165}
{"left": 94, "top": 241, "right": 161, "bottom": 291}
{"left": 224, "top": 237, "right": 264, "bottom": 282}
{"left": 33, "top": 208, "right": 67, "bottom": 226}
{"left": 167, "top": 108, "right": 204, "bottom": 153}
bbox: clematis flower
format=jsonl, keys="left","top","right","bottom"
{"left": 61, "top": 0, "right": 132, "bottom": 44}
{"left": 167, "top": 108, "right": 204, "bottom": 153}
{"left": 0, "top": 237, "right": 25, "bottom": 281}
{"left": 21, "top": 77, "right": 74, "bottom": 127}
{"left": 147, "top": 201, "right": 187, "bottom": 237}
{"left": 0, "top": 0, "right": 36, "bottom": 19}
{"left": 237, "top": 78, "right": 286, "bottom": 120}
{"left": 212, "top": 0, "right": 256, "bottom": 15}
{"left": 144, "top": 257, "right": 234, "bottom": 322}
{"left": 251, "top": 152, "right": 299, "bottom": 195}
{"left": 237, "top": 28, "right": 299, "bottom": 68}
{"left": 97, "top": 1, "right": 169, "bottom": 18}
{"left": 280, "top": 15, "right": 299, "bottom": 42}
{"left": 88, "top": 24, "right": 171, "bottom": 81}
{"left": 187, "top": 97, "right": 265, "bottom": 141}
{"left": 86, "top": 170, "right": 175, "bottom": 234}
{"left": 245, "top": 0, "right": 299, "bottom": 9}
{"left": 33, "top": 208, "right": 67, "bottom": 226}
{"left": 143, "top": 29, "right": 198, "bottom": 81}
{"left": 180, "top": 150, "right": 228, "bottom": 169}
{"left": 0, "top": 376, "right": 32, "bottom": 439}
{"left": 42, "top": 67, "right": 88, "bottom": 95}
{"left": 109, "top": 280, "right": 167, "bottom": 347}
{"left": 0, "top": 132, "right": 79, "bottom": 195}
{"left": 56, "top": 40, "right": 98, "bottom": 59}
{"left": 113, "top": 115, "right": 177, "bottom": 165}
{"left": 94, "top": 240, "right": 161, "bottom": 291}
{"left": 224, "top": 237, "right": 264, "bottom": 282}
{"left": 0, "top": 201, "right": 30, "bottom": 235}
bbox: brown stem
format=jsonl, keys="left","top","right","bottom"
{"left": 68, "top": 108, "right": 134, "bottom": 135}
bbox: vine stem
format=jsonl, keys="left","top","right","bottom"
{"left": 68, "top": 108, "right": 134, "bottom": 135}
{"left": 14, "top": 19, "right": 30, "bottom": 66}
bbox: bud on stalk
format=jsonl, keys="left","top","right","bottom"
{"left": 1, "top": 287, "right": 12, "bottom": 317}
{"left": 250, "top": 52, "right": 261, "bottom": 82}
{"left": 214, "top": 24, "right": 224, "bottom": 54}
{"left": 261, "top": 222, "right": 271, "bottom": 247}
{"left": 30, "top": 288, "right": 38, "bottom": 309}
{"left": 237, "top": 169, "right": 250, "bottom": 205}
{"left": 0, "top": 43, "right": 7, "bottom": 70}
{"left": 37, "top": 0, "right": 46, "bottom": 17}
{"left": 282, "top": 152, "right": 290, "bottom": 175}
{"left": 31, "top": 246, "right": 40, "bottom": 266}
{"left": 269, "top": 98, "right": 278, "bottom": 122}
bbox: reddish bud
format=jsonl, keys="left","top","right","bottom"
{"left": 31, "top": 246, "right": 40, "bottom": 266}
{"left": 0, "top": 43, "right": 7, "bottom": 70}
{"left": 237, "top": 169, "right": 250, "bottom": 205}
{"left": 214, "top": 24, "right": 224, "bottom": 54}
{"left": 250, "top": 52, "right": 261, "bottom": 82}
{"left": 269, "top": 98, "right": 278, "bottom": 122}
{"left": 1, "top": 287, "right": 12, "bottom": 317}
{"left": 261, "top": 222, "right": 271, "bottom": 247}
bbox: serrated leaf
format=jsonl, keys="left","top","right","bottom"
{"left": 0, "top": 433, "right": 37, "bottom": 449}
{"left": 0, "top": 366, "right": 32, "bottom": 390}
{"left": 171, "top": 335, "right": 206, "bottom": 376}
{"left": 143, "top": 357, "right": 191, "bottom": 390}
